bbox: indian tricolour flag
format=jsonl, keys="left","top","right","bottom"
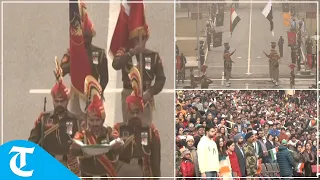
{"left": 296, "top": 163, "right": 304, "bottom": 173}
{"left": 270, "top": 147, "right": 278, "bottom": 161}
{"left": 262, "top": 0, "right": 274, "bottom": 35}
{"left": 230, "top": 7, "right": 241, "bottom": 36}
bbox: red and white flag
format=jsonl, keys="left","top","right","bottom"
{"left": 109, "top": 0, "right": 130, "bottom": 59}
{"left": 230, "top": 7, "right": 241, "bottom": 35}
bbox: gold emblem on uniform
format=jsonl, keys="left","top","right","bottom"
{"left": 145, "top": 57, "right": 151, "bottom": 70}
{"left": 92, "top": 52, "right": 99, "bottom": 65}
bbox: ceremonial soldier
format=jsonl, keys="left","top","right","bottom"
{"left": 278, "top": 36, "right": 284, "bottom": 58}
{"left": 28, "top": 59, "right": 80, "bottom": 175}
{"left": 289, "top": 63, "right": 296, "bottom": 88}
{"left": 70, "top": 75, "right": 122, "bottom": 178}
{"left": 305, "top": 36, "right": 313, "bottom": 54}
{"left": 60, "top": 2, "right": 109, "bottom": 120}
{"left": 112, "top": 19, "right": 166, "bottom": 126}
{"left": 199, "top": 40, "right": 205, "bottom": 66}
{"left": 263, "top": 42, "right": 280, "bottom": 86}
{"left": 223, "top": 43, "right": 235, "bottom": 87}
{"left": 200, "top": 65, "right": 213, "bottom": 89}
{"left": 114, "top": 67, "right": 161, "bottom": 177}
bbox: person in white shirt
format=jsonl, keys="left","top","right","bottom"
{"left": 197, "top": 127, "right": 220, "bottom": 179}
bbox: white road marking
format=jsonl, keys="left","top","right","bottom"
{"left": 237, "top": 57, "right": 242, "bottom": 59}
{"left": 221, "top": 71, "right": 224, "bottom": 86}
{"left": 29, "top": 88, "right": 175, "bottom": 94}
{"left": 246, "top": 0, "right": 253, "bottom": 75}
{"left": 245, "top": 83, "right": 249, "bottom": 89}
{"left": 257, "top": 56, "right": 261, "bottom": 59}
{"left": 180, "top": 78, "right": 313, "bottom": 81}
{"left": 176, "top": 37, "right": 206, "bottom": 41}
{"left": 204, "top": 65, "right": 271, "bottom": 68}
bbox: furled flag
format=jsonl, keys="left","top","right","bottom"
{"left": 270, "top": 147, "right": 278, "bottom": 161}
{"left": 262, "top": 0, "right": 273, "bottom": 35}
{"left": 230, "top": 7, "right": 241, "bottom": 36}
{"left": 69, "top": 0, "right": 92, "bottom": 95}
{"left": 109, "top": 0, "right": 130, "bottom": 59}
{"left": 296, "top": 163, "right": 304, "bottom": 173}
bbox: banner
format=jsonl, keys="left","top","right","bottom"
{"left": 215, "top": 13, "right": 224, "bottom": 27}
{"left": 287, "top": 31, "right": 297, "bottom": 46}
{"left": 282, "top": 3, "right": 290, "bottom": 13}
{"left": 212, "top": 32, "right": 223, "bottom": 47}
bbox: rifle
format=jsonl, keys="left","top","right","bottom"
{"left": 39, "top": 97, "right": 47, "bottom": 147}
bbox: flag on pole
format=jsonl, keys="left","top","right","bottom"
{"left": 69, "top": 0, "right": 92, "bottom": 95}
{"left": 270, "top": 147, "right": 278, "bottom": 161}
{"left": 230, "top": 7, "right": 241, "bottom": 35}
{"left": 296, "top": 163, "right": 304, "bottom": 173}
{"left": 109, "top": 0, "right": 130, "bottom": 59}
{"left": 262, "top": 0, "right": 273, "bottom": 32}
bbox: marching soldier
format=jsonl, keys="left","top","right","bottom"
{"left": 114, "top": 67, "right": 161, "bottom": 177}
{"left": 278, "top": 36, "right": 284, "bottom": 58}
{"left": 199, "top": 40, "right": 205, "bottom": 66}
{"left": 305, "top": 36, "right": 313, "bottom": 54}
{"left": 224, "top": 43, "right": 236, "bottom": 87}
{"left": 263, "top": 42, "right": 280, "bottom": 86}
{"left": 60, "top": 2, "right": 109, "bottom": 120}
{"left": 70, "top": 75, "right": 123, "bottom": 178}
{"left": 28, "top": 59, "right": 80, "bottom": 175}
{"left": 112, "top": 22, "right": 166, "bottom": 126}
{"left": 200, "top": 65, "right": 213, "bottom": 89}
{"left": 289, "top": 63, "right": 296, "bottom": 88}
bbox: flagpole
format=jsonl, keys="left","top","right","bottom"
{"left": 246, "top": 0, "right": 253, "bottom": 76}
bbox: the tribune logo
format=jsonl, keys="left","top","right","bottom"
{"left": 8, "top": 146, "right": 35, "bottom": 177}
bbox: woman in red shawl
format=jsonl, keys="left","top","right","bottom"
{"left": 226, "top": 141, "right": 241, "bottom": 179}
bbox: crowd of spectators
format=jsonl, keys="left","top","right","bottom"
{"left": 175, "top": 90, "right": 319, "bottom": 178}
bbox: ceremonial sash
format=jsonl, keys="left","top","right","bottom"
{"left": 86, "top": 135, "right": 117, "bottom": 178}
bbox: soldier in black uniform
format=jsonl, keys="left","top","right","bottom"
{"left": 200, "top": 65, "right": 213, "bottom": 89}
{"left": 28, "top": 66, "right": 80, "bottom": 175}
{"left": 114, "top": 67, "right": 161, "bottom": 177}
{"left": 60, "top": 23, "right": 109, "bottom": 121}
{"left": 112, "top": 27, "right": 166, "bottom": 126}
{"left": 199, "top": 40, "right": 205, "bottom": 66}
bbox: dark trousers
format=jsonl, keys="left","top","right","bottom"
{"left": 279, "top": 46, "right": 283, "bottom": 57}
{"left": 207, "top": 40, "right": 211, "bottom": 51}
{"left": 200, "top": 56, "right": 205, "bottom": 66}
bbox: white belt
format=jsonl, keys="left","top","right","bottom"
{"left": 55, "top": 155, "right": 64, "bottom": 161}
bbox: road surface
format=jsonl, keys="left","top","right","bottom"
{"left": 2, "top": 1, "right": 174, "bottom": 178}
{"left": 176, "top": 2, "right": 317, "bottom": 89}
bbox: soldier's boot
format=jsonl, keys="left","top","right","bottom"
{"left": 275, "top": 82, "right": 279, "bottom": 86}
{"left": 269, "top": 78, "right": 273, "bottom": 82}
{"left": 226, "top": 82, "right": 230, "bottom": 87}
